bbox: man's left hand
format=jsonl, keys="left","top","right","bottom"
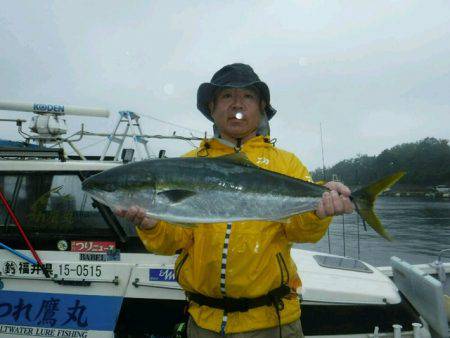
{"left": 315, "top": 181, "right": 354, "bottom": 219}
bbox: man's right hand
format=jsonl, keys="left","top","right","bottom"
{"left": 115, "top": 206, "right": 158, "bottom": 230}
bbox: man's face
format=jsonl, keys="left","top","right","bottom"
{"left": 209, "top": 87, "right": 266, "bottom": 141}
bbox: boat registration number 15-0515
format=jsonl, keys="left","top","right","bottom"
{"left": 57, "top": 264, "right": 102, "bottom": 277}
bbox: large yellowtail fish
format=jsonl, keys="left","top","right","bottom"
{"left": 82, "top": 153, "right": 404, "bottom": 241}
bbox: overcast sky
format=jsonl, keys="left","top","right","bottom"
{"left": 1, "top": 1, "right": 449, "bottom": 170}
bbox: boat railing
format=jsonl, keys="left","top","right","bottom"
{"left": 368, "top": 322, "right": 425, "bottom": 338}
{"left": 437, "top": 249, "right": 450, "bottom": 265}
{"left": 323, "top": 214, "right": 364, "bottom": 260}
{"left": 431, "top": 249, "right": 450, "bottom": 285}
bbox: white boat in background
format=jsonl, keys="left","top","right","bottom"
{"left": 435, "top": 186, "right": 450, "bottom": 198}
{"left": 0, "top": 102, "right": 449, "bottom": 337}
{"left": 435, "top": 186, "right": 450, "bottom": 194}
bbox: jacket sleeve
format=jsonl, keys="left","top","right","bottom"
{"left": 282, "top": 154, "right": 332, "bottom": 243}
{"left": 136, "top": 221, "right": 194, "bottom": 255}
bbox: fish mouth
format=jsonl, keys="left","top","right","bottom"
{"left": 82, "top": 175, "right": 117, "bottom": 193}
{"left": 93, "top": 195, "right": 109, "bottom": 207}
{"left": 82, "top": 175, "right": 116, "bottom": 207}
{"left": 83, "top": 189, "right": 124, "bottom": 212}
{"left": 83, "top": 188, "right": 108, "bottom": 204}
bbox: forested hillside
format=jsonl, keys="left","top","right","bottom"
{"left": 311, "top": 138, "right": 450, "bottom": 189}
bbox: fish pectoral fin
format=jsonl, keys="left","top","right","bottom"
{"left": 216, "top": 153, "right": 257, "bottom": 167}
{"left": 157, "top": 189, "right": 196, "bottom": 203}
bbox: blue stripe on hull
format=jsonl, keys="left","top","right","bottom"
{"left": 0, "top": 290, "right": 123, "bottom": 331}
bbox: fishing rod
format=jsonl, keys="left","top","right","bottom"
{"left": 320, "top": 122, "right": 332, "bottom": 254}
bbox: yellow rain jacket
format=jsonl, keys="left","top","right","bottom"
{"left": 137, "top": 135, "right": 331, "bottom": 334}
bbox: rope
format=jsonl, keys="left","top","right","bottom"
{"left": 140, "top": 113, "right": 207, "bottom": 136}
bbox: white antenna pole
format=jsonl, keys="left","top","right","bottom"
{"left": 0, "top": 101, "right": 110, "bottom": 118}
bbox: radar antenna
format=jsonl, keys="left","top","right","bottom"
{"left": 0, "top": 100, "right": 110, "bottom": 159}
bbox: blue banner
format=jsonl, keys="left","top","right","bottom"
{"left": 0, "top": 290, "right": 123, "bottom": 331}
{"left": 149, "top": 268, "right": 176, "bottom": 282}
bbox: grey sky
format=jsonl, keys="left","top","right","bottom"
{"left": 1, "top": 1, "right": 449, "bottom": 170}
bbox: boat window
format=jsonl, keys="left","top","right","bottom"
{"left": 0, "top": 173, "right": 134, "bottom": 237}
{"left": 313, "top": 255, "right": 373, "bottom": 273}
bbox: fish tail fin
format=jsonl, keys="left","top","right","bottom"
{"left": 351, "top": 171, "right": 405, "bottom": 241}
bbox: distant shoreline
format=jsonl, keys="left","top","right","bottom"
{"left": 380, "top": 191, "right": 450, "bottom": 198}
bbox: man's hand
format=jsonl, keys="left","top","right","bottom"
{"left": 115, "top": 206, "right": 158, "bottom": 230}
{"left": 315, "top": 181, "right": 354, "bottom": 219}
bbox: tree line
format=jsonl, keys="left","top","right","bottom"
{"left": 311, "top": 137, "right": 450, "bottom": 189}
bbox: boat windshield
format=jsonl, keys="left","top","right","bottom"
{"left": 0, "top": 172, "right": 135, "bottom": 238}
{"left": 313, "top": 255, "right": 373, "bottom": 273}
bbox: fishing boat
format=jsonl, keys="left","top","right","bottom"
{"left": 435, "top": 186, "right": 450, "bottom": 198}
{"left": 435, "top": 186, "right": 450, "bottom": 194}
{"left": 0, "top": 102, "right": 449, "bottom": 338}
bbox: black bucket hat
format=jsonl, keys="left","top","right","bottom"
{"left": 197, "top": 63, "right": 277, "bottom": 122}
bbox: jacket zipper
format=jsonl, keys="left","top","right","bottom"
{"left": 175, "top": 252, "right": 189, "bottom": 283}
{"left": 276, "top": 252, "right": 290, "bottom": 285}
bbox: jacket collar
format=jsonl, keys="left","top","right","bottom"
{"left": 200, "top": 135, "right": 272, "bottom": 152}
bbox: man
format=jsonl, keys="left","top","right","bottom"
{"left": 116, "top": 63, "right": 354, "bottom": 337}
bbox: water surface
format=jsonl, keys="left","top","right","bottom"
{"left": 298, "top": 197, "right": 450, "bottom": 266}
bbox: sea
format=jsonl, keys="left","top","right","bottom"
{"left": 298, "top": 196, "right": 450, "bottom": 267}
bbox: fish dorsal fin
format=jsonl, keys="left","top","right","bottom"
{"left": 215, "top": 153, "right": 257, "bottom": 167}
{"left": 157, "top": 189, "right": 196, "bottom": 203}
